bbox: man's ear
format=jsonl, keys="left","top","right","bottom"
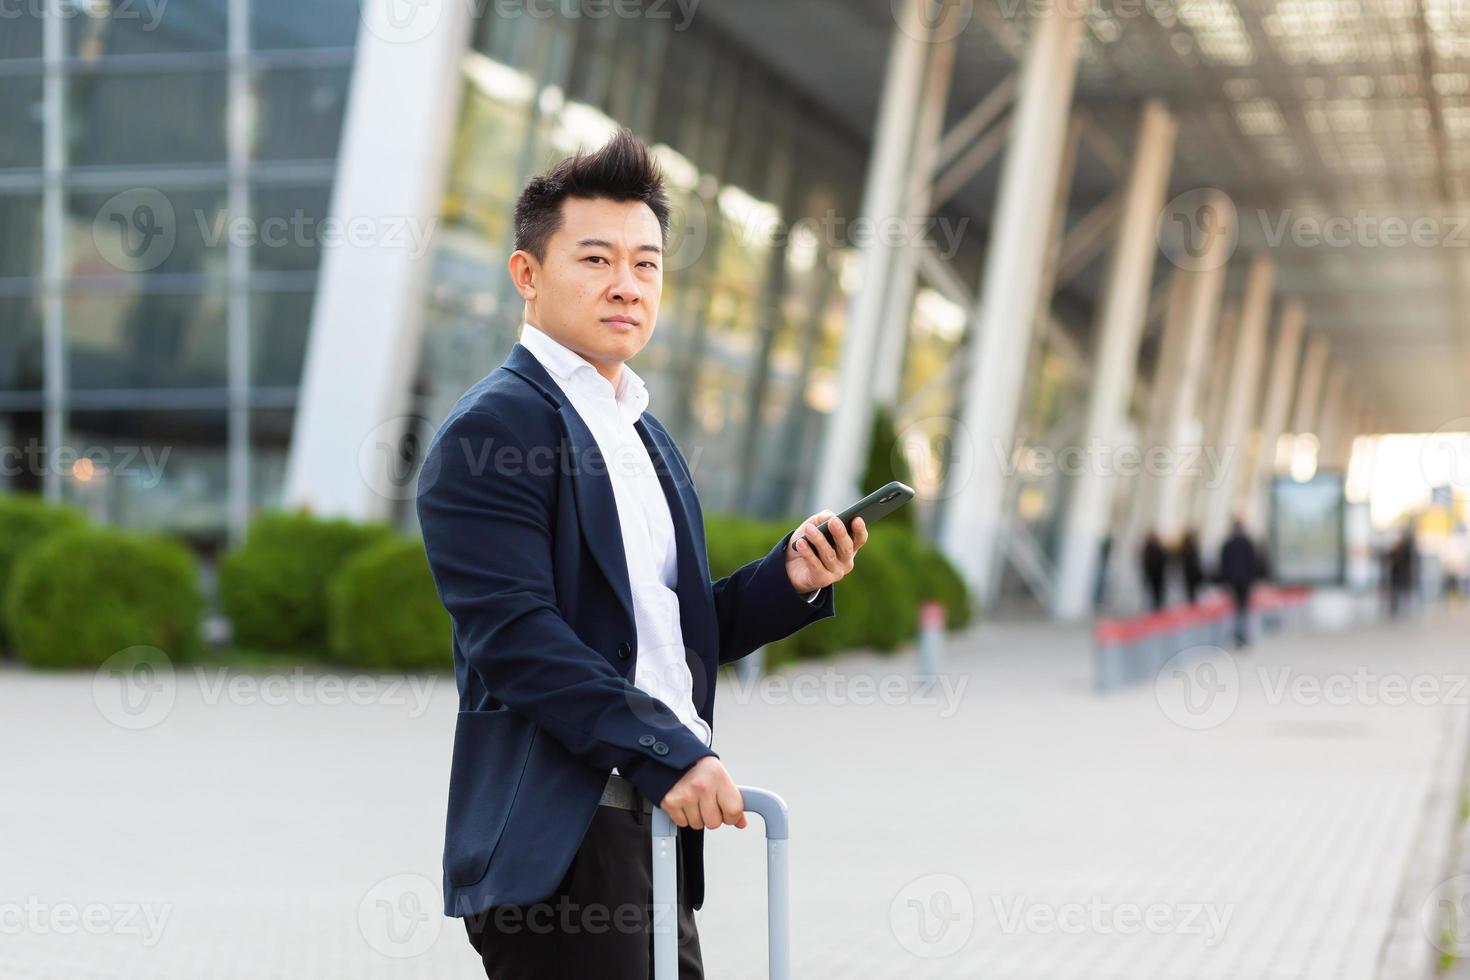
{"left": 508, "top": 249, "right": 539, "bottom": 301}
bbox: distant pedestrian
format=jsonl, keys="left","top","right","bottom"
{"left": 1179, "top": 530, "right": 1205, "bottom": 605}
{"left": 1142, "top": 532, "right": 1169, "bottom": 612}
{"left": 1219, "top": 520, "right": 1260, "bottom": 648}
{"left": 1387, "top": 527, "right": 1417, "bottom": 619}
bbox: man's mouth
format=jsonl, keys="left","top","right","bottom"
{"left": 602, "top": 317, "right": 640, "bottom": 331}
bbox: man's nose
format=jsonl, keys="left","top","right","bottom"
{"left": 608, "top": 265, "right": 642, "bottom": 304}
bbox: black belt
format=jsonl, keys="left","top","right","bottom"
{"left": 600, "top": 772, "right": 653, "bottom": 814}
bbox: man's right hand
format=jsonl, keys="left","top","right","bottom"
{"left": 659, "top": 756, "right": 747, "bottom": 830}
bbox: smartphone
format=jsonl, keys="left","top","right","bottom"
{"left": 816, "top": 481, "right": 915, "bottom": 548}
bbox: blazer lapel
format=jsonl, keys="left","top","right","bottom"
{"left": 501, "top": 344, "right": 636, "bottom": 629}
{"left": 635, "top": 416, "right": 715, "bottom": 662}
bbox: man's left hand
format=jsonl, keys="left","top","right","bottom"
{"left": 785, "top": 510, "right": 868, "bottom": 595}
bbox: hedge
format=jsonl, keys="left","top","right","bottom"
{"left": 5, "top": 525, "right": 201, "bottom": 669}
{"left": 705, "top": 512, "right": 972, "bottom": 670}
{"left": 313, "top": 512, "right": 972, "bottom": 673}
{"left": 0, "top": 495, "right": 89, "bottom": 652}
{"left": 218, "top": 510, "right": 393, "bottom": 653}
{"left": 328, "top": 537, "right": 452, "bottom": 671}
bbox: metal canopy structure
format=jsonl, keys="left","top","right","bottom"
{"left": 700, "top": 0, "right": 1470, "bottom": 434}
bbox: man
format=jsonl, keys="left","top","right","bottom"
{"left": 1141, "top": 531, "right": 1169, "bottom": 612}
{"left": 1219, "top": 519, "right": 1260, "bottom": 648}
{"left": 415, "top": 128, "right": 868, "bottom": 979}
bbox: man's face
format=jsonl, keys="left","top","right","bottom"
{"left": 513, "top": 196, "right": 663, "bottom": 374}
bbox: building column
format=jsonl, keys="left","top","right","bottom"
{"left": 1246, "top": 300, "right": 1305, "bottom": 528}
{"left": 810, "top": 0, "right": 944, "bottom": 513}
{"left": 1051, "top": 99, "right": 1177, "bottom": 620}
{"left": 871, "top": 7, "right": 961, "bottom": 408}
{"left": 41, "top": 0, "right": 64, "bottom": 504}
{"left": 1316, "top": 364, "right": 1350, "bottom": 471}
{"left": 1289, "top": 335, "right": 1330, "bottom": 438}
{"left": 1190, "top": 297, "right": 1238, "bottom": 528}
{"left": 936, "top": 8, "right": 1083, "bottom": 604}
{"left": 1153, "top": 194, "right": 1235, "bottom": 542}
{"left": 1202, "top": 254, "right": 1273, "bottom": 550}
{"left": 282, "top": 0, "right": 475, "bottom": 520}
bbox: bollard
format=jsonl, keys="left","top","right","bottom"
{"left": 1093, "top": 619, "right": 1134, "bottom": 693}
{"left": 1137, "top": 611, "right": 1173, "bottom": 682}
{"left": 916, "top": 599, "right": 946, "bottom": 691}
{"left": 737, "top": 644, "right": 766, "bottom": 686}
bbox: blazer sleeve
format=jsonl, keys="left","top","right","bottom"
{"left": 416, "top": 408, "right": 716, "bottom": 808}
{"left": 712, "top": 527, "right": 837, "bottom": 666}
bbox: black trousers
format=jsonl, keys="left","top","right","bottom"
{"left": 464, "top": 803, "right": 704, "bottom": 979}
{"left": 1230, "top": 583, "right": 1253, "bottom": 646}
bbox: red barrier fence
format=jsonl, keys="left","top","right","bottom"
{"left": 1092, "top": 586, "right": 1313, "bottom": 692}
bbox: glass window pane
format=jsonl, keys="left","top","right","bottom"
{"left": 252, "top": 0, "right": 361, "bottom": 50}
{"left": 67, "top": 186, "right": 228, "bottom": 278}
{"left": 443, "top": 81, "right": 530, "bottom": 241}
{"left": 250, "top": 407, "right": 293, "bottom": 517}
{"left": 0, "top": 7, "right": 43, "bottom": 59}
{"left": 0, "top": 295, "right": 44, "bottom": 391}
{"left": 66, "top": 289, "right": 228, "bottom": 389}
{"left": 251, "top": 289, "right": 314, "bottom": 388}
{"left": 0, "top": 412, "right": 44, "bottom": 496}
{"left": 250, "top": 182, "right": 333, "bottom": 273}
{"left": 64, "top": 409, "right": 228, "bottom": 537}
{"left": 252, "top": 66, "right": 354, "bottom": 162}
{"left": 69, "top": 0, "right": 228, "bottom": 56}
{"left": 0, "top": 75, "right": 43, "bottom": 168}
{"left": 0, "top": 194, "right": 43, "bottom": 279}
{"left": 68, "top": 69, "right": 228, "bottom": 167}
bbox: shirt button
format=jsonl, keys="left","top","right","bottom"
{"left": 638, "top": 735, "right": 656, "bottom": 747}
{"left": 652, "top": 741, "right": 669, "bottom": 756}
{"left": 617, "top": 641, "right": 631, "bottom": 660}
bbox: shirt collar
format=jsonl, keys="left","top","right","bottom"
{"left": 518, "top": 321, "right": 649, "bottom": 422}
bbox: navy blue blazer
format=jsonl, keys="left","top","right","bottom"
{"left": 415, "top": 341, "right": 836, "bottom": 918}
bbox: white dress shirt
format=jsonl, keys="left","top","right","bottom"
{"left": 517, "top": 322, "right": 817, "bottom": 764}
{"left": 517, "top": 323, "right": 823, "bottom": 764}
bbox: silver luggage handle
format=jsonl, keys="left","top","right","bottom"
{"left": 651, "top": 785, "right": 790, "bottom": 980}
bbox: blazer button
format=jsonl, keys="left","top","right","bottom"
{"left": 638, "top": 735, "right": 656, "bottom": 747}
{"left": 652, "top": 741, "right": 669, "bottom": 756}
{"left": 617, "top": 641, "right": 631, "bottom": 660}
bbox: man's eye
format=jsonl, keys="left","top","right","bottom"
{"left": 638, "top": 261, "right": 658, "bottom": 270}
{"left": 585, "top": 256, "right": 608, "bottom": 265}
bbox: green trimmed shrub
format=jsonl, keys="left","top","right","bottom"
{"left": 703, "top": 511, "right": 972, "bottom": 668}
{"left": 884, "top": 529, "right": 973, "bottom": 631}
{"left": 6, "top": 525, "right": 201, "bottom": 669}
{"left": 328, "top": 537, "right": 452, "bottom": 671}
{"left": 859, "top": 405, "right": 916, "bottom": 533}
{"left": 219, "top": 510, "right": 393, "bottom": 653}
{"left": 0, "top": 495, "right": 89, "bottom": 651}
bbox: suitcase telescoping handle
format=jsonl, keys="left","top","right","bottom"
{"left": 651, "top": 785, "right": 790, "bottom": 980}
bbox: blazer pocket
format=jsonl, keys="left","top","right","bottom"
{"left": 444, "top": 708, "right": 537, "bottom": 888}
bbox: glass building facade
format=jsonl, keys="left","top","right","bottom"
{"left": 0, "top": 0, "right": 358, "bottom": 546}
{"left": 408, "top": 9, "right": 881, "bottom": 522}
{"left": 3, "top": 1, "right": 1074, "bottom": 588}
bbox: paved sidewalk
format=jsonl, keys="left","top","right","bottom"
{"left": 3, "top": 606, "right": 1468, "bottom": 978}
